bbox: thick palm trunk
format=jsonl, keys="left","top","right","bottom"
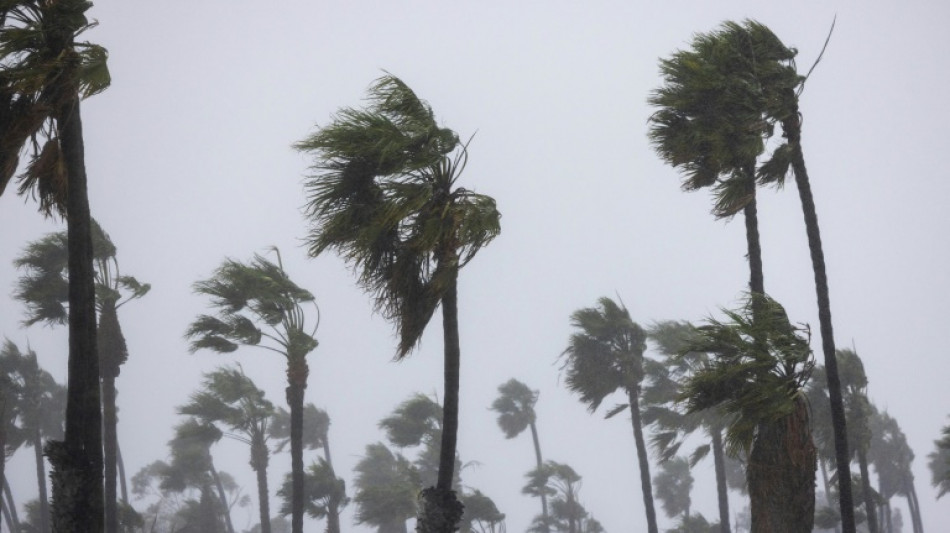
{"left": 210, "top": 461, "right": 235, "bottom": 533}
{"left": 51, "top": 88, "right": 104, "bottom": 533}
{"left": 251, "top": 435, "right": 272, "bottom": 533}
{"left": 856, "top": 447, "right": 878, "bottom": 533}
{"left": 286, "top": 357, "right": 309, "bottom": 533}
{"left": 710, "top": 426, "right": 730, "bottom": 533}
{"left": 782, "top": 102, "right": 855, "bottom": 533}
{"left": 747, "top": 396, "right": 815, "bottom": 533}
{"left": 417, "top": 272, "right": 464, "bottom": 533}
{"left": 33, "top": 428, "right": 51, "bottom": 533}
{"left": 529, "top": 421, "right": 550, "bottom": 530}
{"left": 627, "top": 389, "right": 658, "bottom": 533}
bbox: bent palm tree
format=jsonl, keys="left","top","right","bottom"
{"left": 679, "top": 294, "right": 816, "bottom": 532}
{"left": 179, "top": 366, "right": 275, "bottom": 533}
{"left": 1, "top": 3, "right": 110, "bottom": 528}
{"left": 186, "top": 249, "right": 318, "bottom": 533}
{"left": 560, "top": 297, "right": 658, "bottom": 533}
{"left": 490, "top": 378, "right": 549, "bottom": 530}
{"left": 296, "top": 73, "right": 501, "bottom": 533}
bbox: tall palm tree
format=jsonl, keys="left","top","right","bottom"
{"left": 490, "top": 378, "right": 549, "bottom": 530}
{"left": 186, "top": 248, "right": 319, "bottom": 533}
{"left": 179, "top": 366, "right": 276, "bottom": 533}
{"left": 296, "top": 73, "right": 501, "bottom": 533}
{"left": 679, "top": 294, "right": 816, "bottom": 532}
{"left": 13, "top": 219, "right": 149, "bottom": 533}
{"left": 560, "top": 296, "right": 658, "bottom": 533}
{"left": 2, "top": 340, "right": 66, "bottom": 533}
{"left": 643, "top": 320, "right": 731, "bottom": 533}
{"left": 1, "top": 3, "right": 110, "bottom": 527}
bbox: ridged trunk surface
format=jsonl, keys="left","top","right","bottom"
{"left": 286, "top": 357, "right": 309, "bottom": 533}
{"left": 628, "top": 389, "right": 658, "bottom": 533}
{"left": 782, "top": 98, "right": 854, "bottom": 533}
{"left": 747, "top": 396, "right": 815, "bottom": 533}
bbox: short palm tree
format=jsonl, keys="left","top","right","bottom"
{"left": 2, "top": 340, "right": 66, "bottom": 533}
{"left": 186, "top": 248, "right": 318, "bottom": 533}
{"left": 277, "top": 458, "right": 348, "bottom": 533}
{"left": 928, "top": 420, "right": 950, "bottom": 499}
{"left": 490, "top": 378, "right": 549, "bottom": 530}
{"left": 352, "top": 442, "right": 419, "bottom": 533}
{"left": 296, "top": 73, "right": 501, "bottom": 533}
{"left": 652, "top": 456, "right": 693, "bottom": 524}
{"left": 871, "top": 409, "right": 923, "bottom": 533}
{"left": 560, "top": 296, "right": 658, "bottom": 533}
{"left": 524, "top": 461, "right": 601, "bottom": 533}
{"left": 13, "top": 219, "right": 149, "bottom": 533}
{"left": 179, "top": 366, "right": 275, "bottom": 533}
{"left": 678, "top": 294, "right": 816, "bottom": 532}
{"left": 1, "top": 4, "right": 110, "bottom": 526}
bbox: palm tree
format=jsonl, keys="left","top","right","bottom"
{"left": 1, "top": 3, "right": 110, "bottom": 527}
{"left": 277, "top": 458, "right": 348, "bottom": 533}
{"left": 652, "top": 456, "right": 693, "bottom": 524}
{"left": 179, "top": 366, "right": 275, "bottom": 533}
{"left": 560, "top": 296, "right": 658, "bottom": 533}
{"left": 296, "top": 73, "right": 501, "bottom": 533}
{"left": 186, "top": 248, "right": 319, "bottom": 533}
{"left": 458, "top": 490, "right": 505, "bottom": 533}
{"left": 0, "top": 341, "right": 22, "bottom": 525}
{"left": 928, "top": 419, "right": 950, "bottom": 499}
{"left": 833, "top": 349, "right": 878, "bottom": 533}
{"left": 13, "top": 219, "right": 149, "bottom": 533}
{"left": 2, "top": 340, "right": 67, "bottom": 533}
{"left": 644, "top": 320, "right": 731, "bottom": 533}
{"left": 490, "top": 378, "right": 549, "bottom": 530}
{"left": 524, "top": 461, "right": 602, "bottom": 533}
{"left": 870, "top": 410, "right": 923, "bottom": 533}
{"left": 270, "top": 404, "right": 345, "bottom": 533}
{"left": 352, "top": 442, "right": 419, "bottom": 533}
{"left": 678, "top": 294, "right": 816, "bottom": 532}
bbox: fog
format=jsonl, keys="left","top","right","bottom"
{"left": 2, "top": 1, "right": 949, "bottom": 531}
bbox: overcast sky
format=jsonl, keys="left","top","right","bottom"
{"left": 2, "top": 1, "right": 949, "bottom": 531}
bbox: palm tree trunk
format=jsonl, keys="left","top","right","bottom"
{"left": 418, "top": 271, "right": 464, "bottom": 533}
{"left": 908, "top": 480, "right": 923, "bottom": 533}
{"left": 747, "top": 396, "right": 815, "bottom": 533}
{"left": 33, "top": 428, "right": 51, "bottom": 533}
{"left": 116, "top": 442, "right": 129, "bottom": 506}
{"left": 54, "top": 86, "right": 104, "bottom": 533}
{"left": 529, "top": 421, "right": 550, "bottom": 530}
{"left": 251, "top": 434, "right": 272, "bottom": 533}
{"left": 322, "top": 438, "right": 341, "bottom": 533}
{"left": 627, "top": 389, "right": 658, "bottom": 533}
{"left": 1, "top": 491, "right": 12, "bottom": 533}
{"left": 286, "top": 357, "right": 309, "bottom": 533}
{"left": 2, "top": 477, "right": 20, "bottom": 533}
{"left": 857, "top": 447, "right": 878, "bottom": 533}
{"left": 742, "top": 174, "right": 764, "bottom": 297}
{"left": 103, "top": 373, "right": 119, "bottom": 533}
{"left": 209, "top": 461, "right": 235, "bottom": 533}
{"left": 819, "top": 458, "right": 840, "bottom": 533}
{"left": 782, "top": 103, "right": 855, "bottom": 533}
{"left": 710, "top": 426, "right": 730, "bottom": 533}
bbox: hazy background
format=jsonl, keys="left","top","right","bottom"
{"left": 2, "top": 1, "right": 948, "bottom": 531}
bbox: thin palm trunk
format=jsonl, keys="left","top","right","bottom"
{"left": 742, "top": 175, "right": 764, "bottom": 297}
{"left": 857, "top": 447, "right": 878, "bottom": 533}
{"left": 782, "top": 101, "right": 855, "bottom": 533}
{"left": 33, "top": 427, "right": 50, "bottom": 533}
{"left": 1, "top": 492, "right": 12, "bottom": 533}
{"left": 710, "top": 426, "right": 730, "bottom": 533}
{"left": 251, "top": 434, "right": 271, "bottom": 533}
{"left": 819, "top": 458, "right": 840, "bottom": 533}
{"left": 322, "top": 437, "right": 341, "bottom": 533}
{"left": 908, "top": 481, "right": 923, "bottom": 533}
{"left": 747, "top": 396, "right": 815, "bottom": 533}
{"left": 209, "top": 461, "right": 236, "bottom": 533}
{"left": 2, "top": 478, "right": 19, "bottom": 532}
{"left": 529, "top": 421, "right": 550, "bottom": 530}
{"left": 286, "top": 358, "right": 309, "bottom": 533}
{"left": 103, "top": 372, "right": 118, "bottom": 533}
{"left": 627, "top": 389, "right": 658, "bottom": 533}
{"left": 55, "top": 88, "right": 104, "bottom": 533}
{"left": 117, "top": 442, "right": 129, "bottom": 506}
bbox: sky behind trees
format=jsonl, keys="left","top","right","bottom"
{"left": 2, "top": 2, "right": 949, "bottom": 531}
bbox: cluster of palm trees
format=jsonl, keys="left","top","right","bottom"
{"left": 1, "top": 4, "right": 945, "bottom": 532}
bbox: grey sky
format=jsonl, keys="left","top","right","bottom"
{"left": 2, "top": 1, "right": 949, "bottom": 531}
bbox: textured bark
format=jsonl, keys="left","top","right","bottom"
{"left": 782, "top": 99, "right": 854, "bottom": 533}
{"left": 251, "top": 434, "right": 271, "bottom": 533}
{"left": 710, "top": 427, "right": 731, "bottom": 533}
{"left": 418, "top": 271, "right": 464, "bottom": 533}
{"left": 286, "top": 357, "right": 309, "bottom": 533}
{"left": 741, "top": 174, "right": 764, "bottom": 297}
{"left": 57, "top": 87, "right": 104, "bottom": 533}
{"left": 33, "top": 427, "right": 51, "bottom": 533}
{"left": 529, "top": 421, "right": 550, "bottom": 530}
{"left": 747, "top": 396, "right": 815, "bottom": 533}
{"left": 628, "top": 389, "right": 658, "bottom": 533}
